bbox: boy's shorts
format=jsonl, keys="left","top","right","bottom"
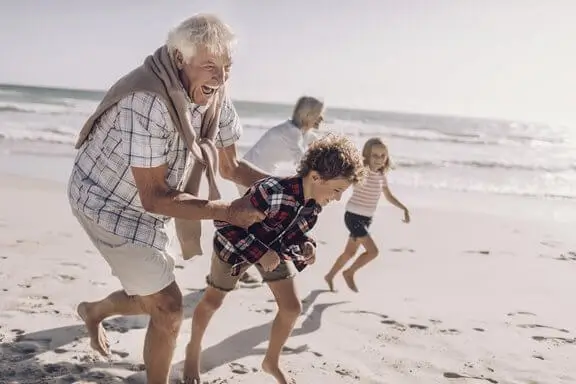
{"left": 207, "top": 252, "right": 297, "bottom": 292}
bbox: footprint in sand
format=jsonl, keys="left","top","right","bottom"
{"left": 532, "top": 354, "right": 545, "bottom": 360}
{"left": 555, "top": 251, "right": 576, "bottom": 261}
{"left": 444, "top": 372, "right": 498, "bottom": 383}
{"left": 507, "top": 311, "right": 536, "bottom": 317}
{"left": 346, "top": 310, "right": 389, "bottom": 320}
{"left": 389, "top": 247, "right": 415, "bottom": 253}
{"left": 111, "top": 349, "right": 130, "bottom": 358}
{"left": 59, "top": 262, "right": 86, "bottom": 270}
{"left": 254, "top": 308, "right": 273, "bottom": 314}
{"left": 518, "top": 324, "right": 569, "bottom": 333}
{"left": 103, "top": 316, "right": 148, "bottom": 334}
{"left": 465, "top": 250, "right": 491, "bottom": 255}
{"left": 473, "top": 328, "right": 485, "bottom": 332}
{"left": 408, "top": 323, "right": 429, "bottom": 330}
{"left": 429, "top": 319, "right": 443, "bottom": 325}
{"left": 229, "top": 362, "right": 250, "bottom": 374}
{"left": 439, "top": 328, "right": 461, "bottom": 335}
{"left": 532, "top": 335, "right": 575, "bottom": 345}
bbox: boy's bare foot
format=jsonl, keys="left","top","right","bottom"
{"left": 262, "top": 357, "right": 296, "bottom": 384}
{"left": 182, "top": 344, "right": 201, "bottom": 384}
{"left": 324, "top": 274, "right": 335, "bottom": 292}
{"left": 342, "top": 270, "right": 359, "bottom": 292}
{"left": 77, "top": 302, "right": 110, "bottom": 356}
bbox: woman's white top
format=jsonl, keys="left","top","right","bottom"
{"left": 243, "top": 120, "right": 306, "bottom": 175}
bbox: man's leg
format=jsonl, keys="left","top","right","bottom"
{"left": 77, "top": 290, "right": 145, "bottom": 356}
{"left": 139, "top": 282, "right": 183, "bottom": 384}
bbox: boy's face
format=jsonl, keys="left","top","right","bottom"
{"left": 310, "top": 174, "right": 352, "bottom": 206}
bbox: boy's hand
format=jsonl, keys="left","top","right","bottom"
{"left": 226, "top": 195, "right": 266, "bottom": 228}
{"left": 403, "top": 208, "right": 411, "bottom": 223}
{"left": 259, "top": 249, "right": 281, "bottom": 272}
{"left": 302, "top": 242, "right": 316, "bottom": 265}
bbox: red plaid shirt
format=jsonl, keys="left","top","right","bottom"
{"left": 213, "top": 176, "right": 321, "bottom": 275}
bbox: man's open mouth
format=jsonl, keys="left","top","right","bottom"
{"left": 201, "top": 85, "right": 218, "bottom": 96}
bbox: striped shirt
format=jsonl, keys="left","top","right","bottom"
{"left": 67, "top": 92, "right": 242, "bottom": 251}
{"left": 345, "top": 170, "right": 387, "bottom": 217}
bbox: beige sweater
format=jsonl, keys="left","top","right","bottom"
{"left": 75, "top": 45, "right": 224, "bottom": 259}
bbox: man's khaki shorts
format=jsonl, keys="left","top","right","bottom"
{"left": 72, "top": 209, "right": 176, "bottom": 297}
{"left": 207, "top": 252, "right": 297, "bottom": 292}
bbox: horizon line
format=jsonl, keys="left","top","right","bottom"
{"left": 0, "top": 81, "right": 555, "bottom": 126}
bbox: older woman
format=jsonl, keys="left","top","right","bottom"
{"left": 236, "top": 96, "right": 325, "bottom": 284}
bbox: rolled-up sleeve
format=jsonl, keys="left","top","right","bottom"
{"left": 214, "top": 94, "right": 242, "bottom": 148}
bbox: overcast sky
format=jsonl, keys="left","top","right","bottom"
{"left": 1, "top": 0, "right": 575, "bottom": 125}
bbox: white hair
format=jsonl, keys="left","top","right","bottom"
{"left": 166, "top": 14, "right": 236, "bottom": 62}
{"left": 292, "top": 96, "right": 324, "bottom": 128}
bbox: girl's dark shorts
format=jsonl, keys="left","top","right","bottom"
{"left": 344, "top": 211, "right": 373, "bottom": 239}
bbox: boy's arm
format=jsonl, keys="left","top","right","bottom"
{"left": 223, "top": 179, "right": 282, "bottom": 264}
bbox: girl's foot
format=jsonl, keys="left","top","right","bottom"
{"left": 342, "top": 270, "right": 359, "bottom": 292}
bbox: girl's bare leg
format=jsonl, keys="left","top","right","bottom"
{"left": 342, "top": 235, "right": 379, "bottom": 292}
{"left": 325, "top": 237, "right": 361, "bottom": 291}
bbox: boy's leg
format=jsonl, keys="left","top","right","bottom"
{"left": 183, "top": 253, "right": 241, "bottom": 383}
{"left": 325, "top": 237, "right": 361, "bottom": 291}
{"left": 343, "top": 235, "right": 379, "bottom": 292}
{"left": 258, "top": 263, "right": 301, "bottom": 384}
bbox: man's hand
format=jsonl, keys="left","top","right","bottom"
{"left": 259, "top": 250, "right": 281, "bottom": 272}
{"left": 301, "top": 242, "right": 316, "bottom": 265}
{"left": 225, "top": 195, "right": 266, "bottom": 228}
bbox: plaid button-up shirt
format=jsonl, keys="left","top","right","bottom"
{"left": 68, "top": 92, "right": 241, "bottom": 251}
{"left": 213, "top": 176, "right": 321, "bottom": 275}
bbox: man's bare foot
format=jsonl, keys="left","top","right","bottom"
{"left": 262, "top": 357, "right": 295, "bottom": 384}
{"left": 77, "top": 302, "right": 110, "bottom": 356}
{"left": 324, "top": 274, "right": 335, "bottom": 292}
{"left": 182, "top": 344, "right": 201, "bottom": 384}
{"left": 342, "top": 270, "right": 359, "bottom": 292}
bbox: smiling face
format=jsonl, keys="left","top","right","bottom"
{"left": 367, "top": 144, "right": 388, "bottom": 172}
{"left": 307, "top": 172, "right": 352, "bottom": 206}
{"left": 177, "top": 45, "right": 232, "bottom": 105}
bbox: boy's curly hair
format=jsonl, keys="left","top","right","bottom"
{"left": 297, "top": 133, "right": 366, "bottom": 183}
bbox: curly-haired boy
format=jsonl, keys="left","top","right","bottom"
{"left": 183, "top": 133, "right": 366, "bottom": 384}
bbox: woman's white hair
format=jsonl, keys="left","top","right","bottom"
{"left": 292, "top": 96, "right": 324, "bottom": 128}
{"left": 166, "top": 13, "right": 236, "bottom": 62}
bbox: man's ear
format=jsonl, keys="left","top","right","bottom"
{"left": 175, "top": 51, "right": 185, "bottom": 69}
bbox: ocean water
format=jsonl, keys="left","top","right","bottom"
{"left": 1, "top": 83, "right": 575, "bottom": 202}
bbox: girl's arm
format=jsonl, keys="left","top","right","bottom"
{"left": 383, "top": 184, "right": 411, "bottom": 223}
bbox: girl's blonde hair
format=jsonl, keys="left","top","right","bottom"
{"left": 362, "top": 137, "right": 392, "bottom": 173}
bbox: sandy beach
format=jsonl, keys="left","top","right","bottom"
{"left": 0, "top": 169, "right": 575, "bottom": 384}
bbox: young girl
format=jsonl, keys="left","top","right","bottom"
{"left": 324, "top": 137, "right": 410, "bottom": 293}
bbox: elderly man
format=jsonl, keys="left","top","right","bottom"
{"left": 67, "top": 14, "right": 268, "bottom": 383}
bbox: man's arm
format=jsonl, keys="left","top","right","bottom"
{"left": 214, "top": 94, "right": 271, "bottom": 187}
{"left": 119, "top": 93, "right": 231, "bottom": 222}
{"left": 218, "top": 143, "right": 270, "bottom": 187}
